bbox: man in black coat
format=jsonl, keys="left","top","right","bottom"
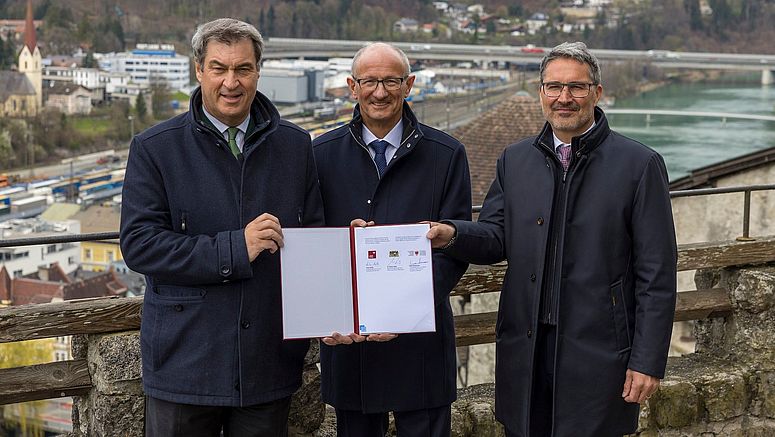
{"left": 427, "top": 42, "right": 678, "bottom": 436}
{"left": 312, "top": 43, "right": 471, "bottom": 437}
{"left": 120, "top": 18, "right": 324, "bottom": 436}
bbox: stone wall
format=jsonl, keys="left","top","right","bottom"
{"left": 66, "top": 265, "right": 775, "bottom": 436}
{"left": 447, "top": 265, "right": 775, "bottom": 436}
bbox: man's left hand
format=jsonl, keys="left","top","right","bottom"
{"left": 622, "top": 369, "right": 660, "bottom": 403}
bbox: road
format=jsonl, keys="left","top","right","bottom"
{"left": 9, "top": 149, "right": 128, "bottom": 181}
{"left": 265, "top": 37, "right": 775, "bottom": 71}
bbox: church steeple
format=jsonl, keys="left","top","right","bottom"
{"left": 24, "top": 0, "right": 37, "bottom": 53}
{"left": 18, "top": 0, "right": 42, "bottom": 113}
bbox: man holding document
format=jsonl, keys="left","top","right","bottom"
{"left": 310, "top": 42, "right": 472, "bottom": 436}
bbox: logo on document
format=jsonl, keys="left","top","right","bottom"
{"left": 368, "top": 250, "right": 377, "bottom": 259}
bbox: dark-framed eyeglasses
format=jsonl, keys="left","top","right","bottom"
{"left": 541, "top": 81, "right": 597, "bottom": 98}
{"left": 353, "top": 76, "right": 407, "bottom": 91}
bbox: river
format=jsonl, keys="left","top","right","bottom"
{"left": 606, "top": 77, "right": 775, "bottom": 182}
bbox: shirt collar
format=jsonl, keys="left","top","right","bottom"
{"left": 202, "top": 105, "right": 250, "bottom": 135}
{"left": 552, "top": 122, "right": 596, "bottom": 152}
{"left": 362, "top": 119, "right": 403, "bottom": 150}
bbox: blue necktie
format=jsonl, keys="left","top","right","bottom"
{"left": 371, "top": 140, "right": 389, "bottom": 177}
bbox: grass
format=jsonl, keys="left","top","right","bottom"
{"left": 71, "top": 117, "right": 112, "bottom": 135}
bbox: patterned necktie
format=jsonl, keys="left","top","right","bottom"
{"left": 558, "top": 144, "right": 572, "bottom": 171}
{"left": 227, "top": 127, "right": 241, "bottom": 158}
{"left": 371, "top": 140, "right": 389, "bottom": 177}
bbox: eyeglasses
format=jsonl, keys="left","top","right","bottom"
{"left": 541, "top": 82, "right": 597, "bottom": 98}
{"left": 353, "top": 77, "right": 407, "bottom": 91}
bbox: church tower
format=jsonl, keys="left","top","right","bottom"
{"left": 17, "top": 0, "right": 42, "bottom": 111}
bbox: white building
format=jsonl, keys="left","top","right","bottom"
{"left": 98, "top": 44, "right": 190, "bottom": 91}
{"left": 43, "top": 65, "right": 133, "bottom": 103}
{"left": 43, "top": 66, "right": 103, "bottom": 89}
{"left": 0, "top": 218, "right": 81, "bottom": 277}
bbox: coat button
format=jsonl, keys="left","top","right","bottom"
{"left": 367, "top": 199, "right": 371, "bottom": 204}
{"left": 234, "top": 382, "right": 240, "bottom": 391}
{"left": 241, "top": 320, "right": 250, "bottom": 329}
{"left": 527, "top": 330, "right": 533, "bottom": 338}
{"left": 174, "top": 304, "right": 183, "bottom": 312}
{"left": 537, "top": 217, "right": 544, "bottom": 225}
{"left": 221, "top": 266, "right": 230, "bottom": 275}
{"left": 530, "top": 274, "right": 536, "bottom": 282}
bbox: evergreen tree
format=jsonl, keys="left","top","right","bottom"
{"left": 267, "top": 5, "right": 276, "bottom": 36}
{"left": 135, "top": 91, "right": 148, "bottom": 121}
{"left": 0, "top": 37, "right": 9, "bottom": 69}
{"left": 82, "top": 51, "right": 96, "bottom": 68}
{"left": 684, "top": 0, "right": 703, "bottom": 31}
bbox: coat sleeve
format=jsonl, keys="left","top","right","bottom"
{"left": 444, "top": 150, "right": 508, "bottom": 265}
{"left": 119, "top": 136, "right": 254, "bottom": 285}
{"left": 431, "top": 142, "right": 471, "bottom": 305}
{"left": 627, "top": 153, "right": 678, "bottom": 379}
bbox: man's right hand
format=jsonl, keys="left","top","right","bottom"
{"left": 425, "top": 222, "right": 456, "bottom": 249}
{"left": 244, "top": 213, "right": 284, "bottom": 262}
{"left": 322, "top": 332, "right": 367, "bottom": 346}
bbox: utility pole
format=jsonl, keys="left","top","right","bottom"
{"left": 445, "top": 92, "right": 450, "bottom": 130}
{"left": 26, "top": 122, "right": 34, "bottom": 179}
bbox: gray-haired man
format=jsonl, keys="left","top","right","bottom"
{"left": 120, "top": 18, "right": 324, "bottom": 436}
{"left": 427, "top": 42, "right": 677, "bottom": 436}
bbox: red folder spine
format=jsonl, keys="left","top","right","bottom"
{"left": 349, "top": 225, "right": 360, "bottom": 334}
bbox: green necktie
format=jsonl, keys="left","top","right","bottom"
{"left": 226, "top": 127, "right": 241, "bottom": 158}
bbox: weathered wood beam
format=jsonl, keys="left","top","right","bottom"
{"left": 677, "top": 235, "right": 775, "bottom": 271}
{"left": 2, "top": 237, "right": 770, "bottom": 345}
{"left": 455, "top": 312, "right": 496, "bottom": 347}
{"left": 452, "top": 236, "right": 775, "bottom": 297}
{"left": 451, "top": 262, "right": 507, "bottom": 296}
{"left": 0, "top": 359, "right": 91, "bottom": 405}
{"left": 674, "top": 288, "right": 732, "bottom": 321}
{"left": 454, "top": 288, "right": 733, "bottom": 347}
{"left": 0, "top": 296, "right": 143, "bottom": 344}
{"left": 0, "top": 288, "right": 736, "bottom": 405}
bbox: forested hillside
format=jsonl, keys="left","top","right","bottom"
{"left": 0, "top": 0, "right": 773, "bottom": 56}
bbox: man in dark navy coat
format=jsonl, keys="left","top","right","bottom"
{"left": 427, "top": 42, "right": 678, "bottom": 436}
{"left": 120, "top": 18, "right": 324, "bottom": 436}
{"left": 312, "top": 43, "right": 471, "bottom": 437}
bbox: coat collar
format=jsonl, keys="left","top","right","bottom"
{"left": 188, "top": 86, "right": 276, "bottom": 146}
{"left": 534, "top": 106, "right": 611, "bottom": 158}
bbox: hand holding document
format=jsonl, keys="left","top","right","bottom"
{"left": 280, "top": 223, "right": 436, "bottom": 339}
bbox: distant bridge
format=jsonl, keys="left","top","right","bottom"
{"left": 605, "top": 108, "right": 775, "bottom": 123}
{"left": 264, "top": 38, "right": 775, "bottom": 84}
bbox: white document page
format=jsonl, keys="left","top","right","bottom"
{"left": 353, "top": 223, "right": 436, "bottom": 335}
{"left": 280, "top": 228, "right": 354, "bottom": 339}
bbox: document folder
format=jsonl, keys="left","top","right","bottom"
{"left": 280, "top": 223, "right": 436, "bottom": 339}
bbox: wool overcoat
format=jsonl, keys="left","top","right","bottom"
{"left": 446, "top": 107, "right": 677, "bottom": 436}
{"left": 120, "top": 87, "right": 325, "bottom": 406}
{"left": 312, "top": 103, "right": 471, "bottom": 413}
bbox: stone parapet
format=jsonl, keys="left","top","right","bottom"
{"left": 63, "top": 265, "right": 775, "bottom": 436}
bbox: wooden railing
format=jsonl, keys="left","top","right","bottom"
{"left": 1, "top": 236, "right": 775, "bottom": 406}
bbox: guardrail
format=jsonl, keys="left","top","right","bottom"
{"left": 1, "top": 183, "right": 774, "bottom": 409}
{"left": 2, "top": 235, "right": 775, "bottom": 405}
